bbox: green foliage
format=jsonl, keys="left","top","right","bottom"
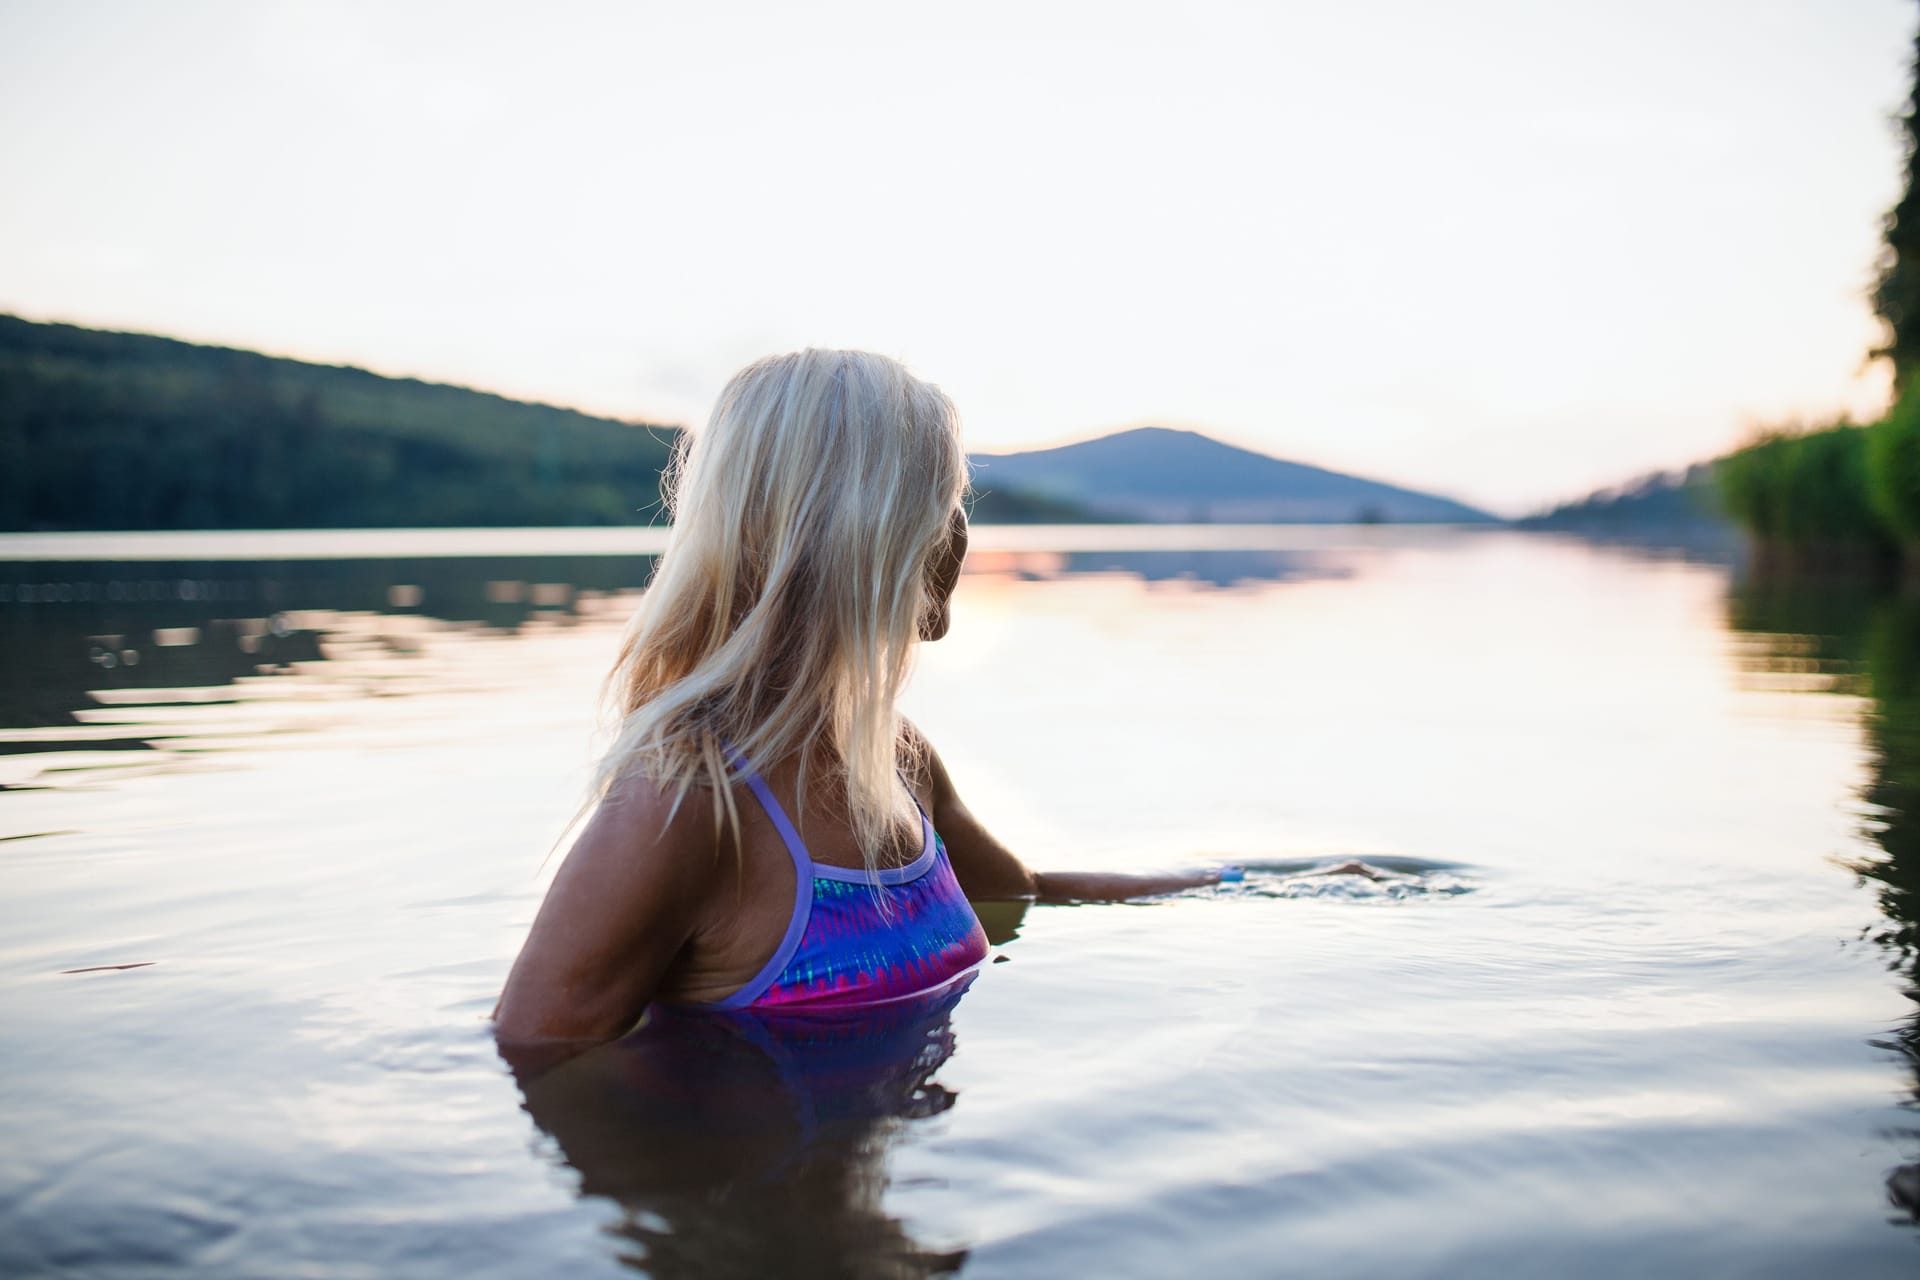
{"left": 1772, "top": 425, "right": 1889, "bottom": 547}
{"left": 1867, "top": 384, "right": 1920, "bottom": 550}
{"left": 1875, "top": 18, "right": 1920, "bottom": 395}
{"left": 1713, "top": 419, "right": 1900, "bottom": 564}
{"left": 0, "top": 314, "right": 678, "bottom": 530}
{"left": 1712, "top": 432, "right": 1789, "bottom": 536}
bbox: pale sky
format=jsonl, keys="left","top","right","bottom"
{"left": 1, "top": 0, "right": 1913, "bottom": 516}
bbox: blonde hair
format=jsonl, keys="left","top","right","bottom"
{"left": 595, "top": 348, "right": 968, "bottom": 871}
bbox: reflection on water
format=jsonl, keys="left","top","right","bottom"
{"left": 1725, "top": 574, "right": 1920, "bottom": 1223}
{"left": 0, "top": 542, "right": 1362, "bottom": 788}
{"left": 970, "top": 548, "right": 1352, "bottom": 588}
{"left": 0, "top": 554, "right": 655, "bottom": 786}
{"left": 512, "top": 978, "right": 981, "bottom": 1279}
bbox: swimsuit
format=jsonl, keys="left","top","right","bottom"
{"left": 685, "top": 753, "right": 990, "bottom": 1011}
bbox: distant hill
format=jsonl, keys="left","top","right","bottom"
{"left": 1514, "top": 461, "right": 1732, "bottom": 532}
{"left": 1511, "top": 460, "right": 1745, "bottom": 558}
{"left": 0, "top": 315, "right": 679, "bottom": 530}
{"left": 968, "top": 427, "right": 1500, "bottom": 524}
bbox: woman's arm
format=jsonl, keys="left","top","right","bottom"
{"left": 913, "top": 733, "right": 1225, "bottom": 904}
{"left": 492, "top": 774, "right": 720, "bottom": 1067}
{"left": 1038, "top": 867, "right": 1226, "bottom": 901}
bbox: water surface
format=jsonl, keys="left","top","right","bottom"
{"left": 2, "top": 524, "right": 1916, "bottom": 1278}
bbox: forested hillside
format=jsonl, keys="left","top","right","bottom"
{"left": 1515, "top": 461, "right": 1728, "bottom": 532}
{"left": 0, "top": 315, "right": 679, "bottom": 530}
{"left": 0, "top": 316, "right": 1107, "bottom": 530}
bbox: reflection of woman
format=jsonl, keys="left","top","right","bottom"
{"left": 494, "top": 349, "right": 1221, "bottom": 1059}
{"left": 514, "top": 980, "right": 978, "bottom": 1278}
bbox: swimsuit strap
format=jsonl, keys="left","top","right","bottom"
{"left": 725, "top": 746, "right": 935, "bottom": 884}
{"left": 709, "top": 744, "right": 816, "bottom": 1011}
{"left": 723, "top": 744, "right": 814, "bottom": 872}
{"left": 810, "top": 769, "right": 936, "bottom": 884}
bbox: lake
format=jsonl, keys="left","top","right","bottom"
{"left": 2, "top": 523, "right": 1916, "bottom": 1278}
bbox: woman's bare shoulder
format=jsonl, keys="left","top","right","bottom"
{"left": 493, "top": 769, "right": 726, "bottom": 1049}
{"left": 579, "top": 767, "right": 730, "bottom": 892}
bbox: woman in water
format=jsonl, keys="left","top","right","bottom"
{"left": 493, "top": 349, "right": 1229, "bottom": 1055}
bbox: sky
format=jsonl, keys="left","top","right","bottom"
{"left": 1, "top": 0, "right": 1914, "bottom": 517}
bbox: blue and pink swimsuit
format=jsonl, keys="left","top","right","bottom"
{"left": 684, "top": 755, "right": 991, "bottom": 1011}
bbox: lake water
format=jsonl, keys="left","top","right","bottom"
{"left": 2, "top": 524, "right": 1917, "bottom": 1278}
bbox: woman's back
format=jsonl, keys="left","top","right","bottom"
{"left": 661, "top": 750, "right": 988, "bottom": 1011}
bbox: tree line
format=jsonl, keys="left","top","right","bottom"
{"left": 1711, "top": 9, "right": 1920, "bottom": 573}
{"left": 0, "top": 314, "right": 1091, "bottom": 531}
{"left": 0, "top": 314, "right": 681, "bottom": 530}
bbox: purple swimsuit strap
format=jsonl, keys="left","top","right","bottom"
{"left": 699, "top": 745, "right": 815, "bottom": 1011}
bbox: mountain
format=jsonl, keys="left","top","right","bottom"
{"left": 968, "top": 427, "right": 1500, "bottom": 524}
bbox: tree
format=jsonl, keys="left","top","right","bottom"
{"left": 1874, "top": 10, "right": 1920, "bottom": 395}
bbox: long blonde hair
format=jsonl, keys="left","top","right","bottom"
{"left": 595, "top": 348, "right": 968, "bottom": 870}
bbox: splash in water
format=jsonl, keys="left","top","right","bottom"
{"left": 1196, "top": 855, "right": 1476, "bottom": 902}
